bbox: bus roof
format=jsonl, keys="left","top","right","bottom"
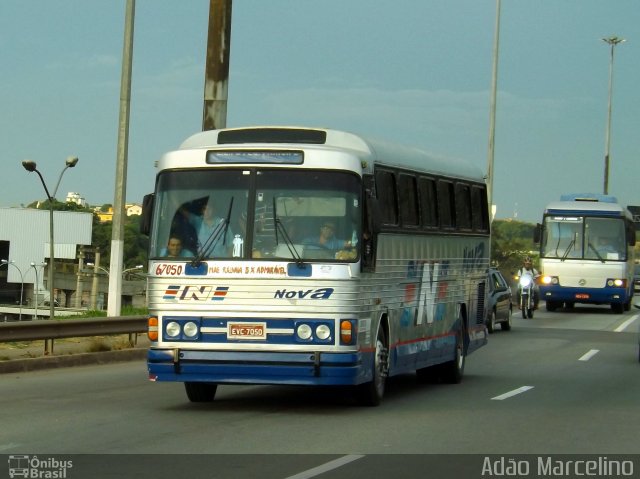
{"left": 544, "top": 200, "right": 631, "bottom": 218}
{"left": 558, "top": 193, "right": 618, "bottom": 203}
{"left": 176, "top": 126, "right": 485, "bottom": 182}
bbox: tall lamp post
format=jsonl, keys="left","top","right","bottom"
{"left": 1, "top": 260, "right": 24, "bottom": 321}
{"left": 87, "top": 263, "right": 143, "bottom": 310}
{"left": 602, "top": 36, "right": 625, "bottom": 195}
{"left": 29, "top": 262, "right": 46, "bottom": 320}
{"left": 486, "top": 0, "right": 501, "bottom": 221}
{"left": 22, "top": 157, "right": 79, "bottom": 320}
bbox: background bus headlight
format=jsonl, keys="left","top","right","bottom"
{"left": 166, "top": 321, "right": 181, "bottom": 337}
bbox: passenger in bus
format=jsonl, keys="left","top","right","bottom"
{"left": 596, "top": 237, "right": 621, "bottom": 257}
{"left": 161, "top": 235, "right": 194, "bottom": 258}
{"left": 303, "top": 221, "right": 352, "bottom": 251}
{"left": 182, "top": 201, "right": 234, "bottom": 257}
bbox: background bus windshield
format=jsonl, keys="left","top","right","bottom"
{"left": 542, "top": 216, "right": 626, "bottom": 261}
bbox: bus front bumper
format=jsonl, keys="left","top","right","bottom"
{"left": 147, "top": 348, "right": 371, "bottom": 386}
{"left": 540, "top": 285, "right": 629, "bottom": 304}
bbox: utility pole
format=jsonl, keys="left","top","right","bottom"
{"left": 202, "top": 0, "right": 233, "bottom": 131}
{"left": 108, "top": 0, "right": 135, "bottom": 317}
{"left": 486, "top": 0, "right": 501, "bottom": 222}
{"left": 602, "top": 36, "right": 625, "bottom": 195}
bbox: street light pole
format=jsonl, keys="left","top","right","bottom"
{"left": 87, "top": 263, "right": 142, "bottom": 311}
{"left": 486, "top": 0, "right": 501, "bottom": 221}
{"left": 602, "top": 36, "right": 625, "bottom": 195}
{"left": 1, "top": 260, "right": 24, "bottom": 321}
{"left": 29, "top": 262, "right": 45, "bottom": 320}
{"left": 22, "top": 157, "right": 79, "bottom": 320}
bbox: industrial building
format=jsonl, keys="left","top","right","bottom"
{"left": 0, "top": 207, "right": 145, "bottom": 319}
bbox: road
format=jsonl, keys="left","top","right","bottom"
{"left": 1, "top": 304, "right": 638, "bottom": 478}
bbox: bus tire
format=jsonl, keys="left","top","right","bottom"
{"left": 440, "top": 323, "right": 466, "bottom": 384}
{"left": 611, "top": 303, "right": 624, "bottom": 314}
{"left": 185, "top": 382, "right": 218, "bottom": 402}
{"left": 356, "top": 325, "right": 388, "bottom": 406}
{"left": 546, "top": 301, "right": 560, "bottom": 312}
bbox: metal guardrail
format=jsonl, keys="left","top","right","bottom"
{"left": 0, "top": 316, "right": 147, "bottom": 355}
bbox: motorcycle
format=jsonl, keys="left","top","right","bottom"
{"left": 517, "top": 272, "right": 537, "bottom": 319}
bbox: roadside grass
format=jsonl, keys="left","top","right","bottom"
{"left": 55, "top": 306, "right": 148, "bottom": 320}
{"left": 0, "top": 307, "right": 149, "bottom": 359}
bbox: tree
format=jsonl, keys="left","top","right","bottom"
{"left": 491, "top": 219, "right": 537, "bottom": 276}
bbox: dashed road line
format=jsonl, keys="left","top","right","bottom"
{"left": 491, "top": 386, "right": 534, "bottom": 400}
{"left": 284, "top": 455, "right": 365, "bottom": 479}
{"left": 578, "top": 349, "right": 600, "bottom": 361}
{"left": 614, "top": 315, "right": 637, "bottom": 333}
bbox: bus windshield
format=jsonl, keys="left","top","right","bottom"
{"left": 541, "top": 215, "right": 627, "bottom": 261}
{"left": 150, "top": 168, "right": 362, "bottom": 262}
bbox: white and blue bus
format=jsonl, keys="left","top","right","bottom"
{"left": 142, "top": 126, "right": 490, "bottom": 405}
{"left": 536, "top": 193, "right": 636, "bottom": 314}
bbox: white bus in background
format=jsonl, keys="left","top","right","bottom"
{"left": 141, "top": 126, "right": 490, "bottom": 405}
{"left": 536, "top": 193, "right": 636, "bottom": 314}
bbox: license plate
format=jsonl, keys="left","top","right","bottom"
{"left": 575, "top": 293, "right": 589, "bottom": 299}
{"left": 228, "top": 322, "right": 267, "bottom": 340}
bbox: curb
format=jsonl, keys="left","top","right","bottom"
{"left": 0, "top": 348, "right": 147, "bottom": 374}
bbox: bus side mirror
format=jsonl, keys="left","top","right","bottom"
{"left": 533, "top": 223, "right": 542, "bottom": 244}
{"left": 140, "top": 193, "right": 154, "bottom": 236}
{"left": 361, "top": 233, "right": 376, "bottom": 272}
{"left": 361, "top": 177, "right": 377, "bottom": 272}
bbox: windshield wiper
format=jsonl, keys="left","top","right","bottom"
{"left": 587, "top": 241, "right": 605, "bottom": 263}
{"left": 272, "top": 197, "right": 304, "bottom": 266}
{"left": 561, "top": 235, "right": 577, "bottom": 261}
{"left": 191, "top": 197, "right": 234, "bottom": 265}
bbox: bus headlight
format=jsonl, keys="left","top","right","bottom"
{"left": 166, "top": 321, "right": 181, "bottom": 337}
{"left": 296, "top": 324, "right": 313, "bottom": 340}
{"left": 315, "top": 324, "right": 331, "bottom": 340}
{"left": 542, "top": 276, "right": 559, "bottom": 285}
{"left": 183, "top": 321, "right": 199, "bottom": 338}
{"left": 608, "top": 279, "right": 625, "bottom": 287}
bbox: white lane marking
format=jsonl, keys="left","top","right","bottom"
{"left": 491, "top": 386, "right": 534, "bottom": 401}
{"left": 614, "top": 315, "right": 637, "bottom": 332}
{"left": 284, "top": 455, "right": 365, "bottom": 479}
{"left": 579, "top": 349, "right": 600, "bottom": 361}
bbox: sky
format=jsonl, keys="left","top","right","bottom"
{"left": 1, "top": 0, "right": 638, "bottom": 224}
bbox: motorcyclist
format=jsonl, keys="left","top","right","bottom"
{"left": 517, "top": 256, "right": 540, "bottom": 309}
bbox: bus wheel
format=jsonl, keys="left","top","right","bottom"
{"left": 440, "top": 324, "right": 466, "bottom": 384}
{"left": 356, "top": 326, "right": 388, "bottom": 406}
{"left": 546, "top": 301, "right": 559, "bottom": 312}
{"left": 611, "top": 303, "right": 624, "bottom": 314}
{"left": 184, "top": 382, "right": 218, "bottom": 402}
